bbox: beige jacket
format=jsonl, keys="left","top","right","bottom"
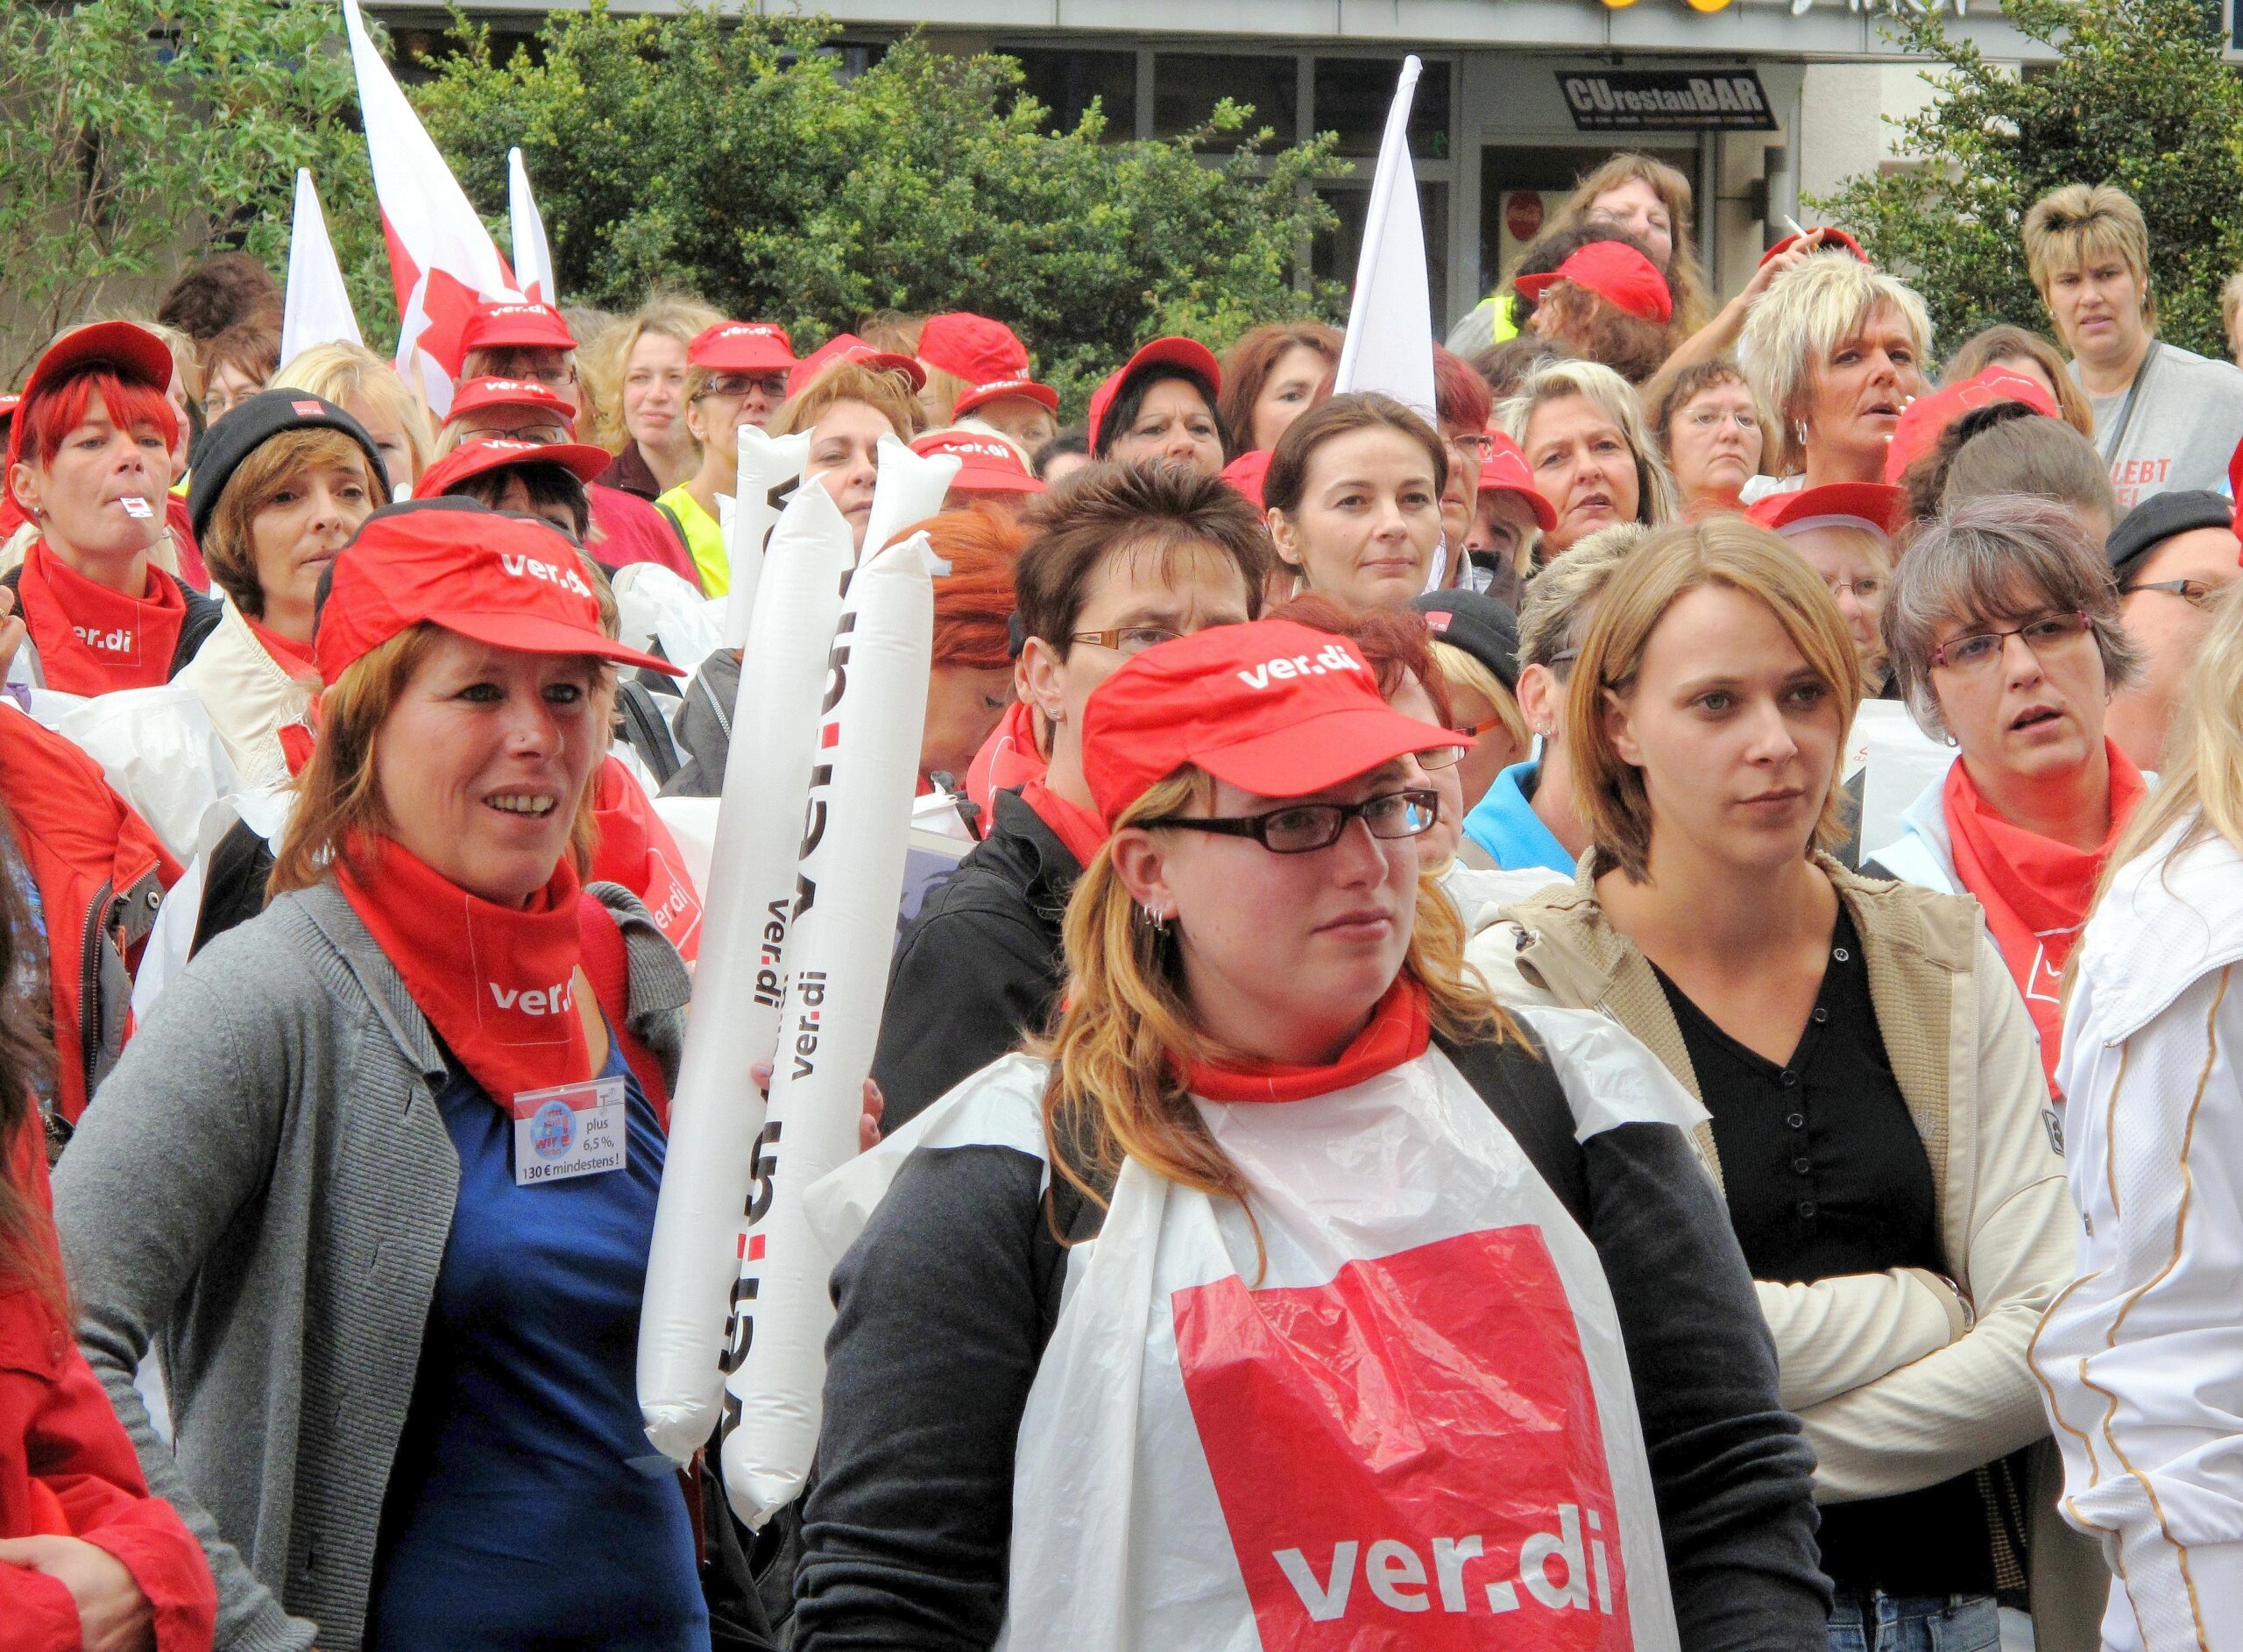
{"left": 1468, "top": 857, "right": 2103, "bottom": 1646}
{"left": 172, "top": 599, "right": 313, "bottom": 787}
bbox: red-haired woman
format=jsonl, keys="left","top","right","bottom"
{"left": 2, "top": 326, "right": 220, "bottom": 696}
{"left": 0, "top": 815, "right": 216, "bottom": 1652}
{"left": 1216, "top": 321, "right": 1342, "bottom": 455}
{"left": 921, "top": 509, "right": 1025, "bottom": 791}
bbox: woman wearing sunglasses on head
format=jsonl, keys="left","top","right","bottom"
{"left": 802, "top": 616, "right": 1829, "bottom": 1652}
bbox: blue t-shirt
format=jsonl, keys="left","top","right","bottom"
{"left": 1461, "top": 759, "right": 1575, "bottom": 875}
{"left": 368, "top": 1034, "right": 708, "bottom": 1652}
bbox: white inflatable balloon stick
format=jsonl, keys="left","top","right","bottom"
{"left": 857, "top": 434, "right": 959, "bottom": 566}
{"left": 719, "top": 531, "right": 937, "bottom": 1526}
{"left": 722, "top": 426, "right": 812, "bottom": 649}
{"left": 636, "top": 480, "right": 857, "bottom": 1466}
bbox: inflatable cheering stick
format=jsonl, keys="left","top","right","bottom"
{"left": 721, "top": 425, "right": 811, "bottom": 651}
{"left": 635, "top": 481, "right": 856, "bottom": 1466}
{"left": 719, "top": 532, "right": 937, "bottom": 1525}
{"left": 857, "top": 434, "right": 959, "bottom": 566}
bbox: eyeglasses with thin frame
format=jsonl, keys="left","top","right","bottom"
{"left": 1447, "top": 432, "right": 1495, "bottom": 462}
{"left": 1823, "top": 575, "right": 1887, "bottom": 604}
{"left": 697, "top": 372, "right": 790, "bottom": 403}
{"left": 463, "top": 420, "right": 572, "bottom": 447}
{"left": 1071, "top": 626, "right": 1181, "bottom": 656}
{"left": 2122, "top": 577, "right": 2228, "bottom": 612}
{"left": 1414, "top": 744, "right": 1466, "bottom": 772}
{"left": 1138, "top": 787, "right": 1441, "bottom": 855}
{"left": 1681, "top": 406, "right": 1761, "bottom": 434}
{"left": 1929, "top": 611, "right": 2094, "bottom": 673}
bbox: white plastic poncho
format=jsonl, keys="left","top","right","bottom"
{"left": 809, "top": 1005, "right": 1700, "bottom": 1651}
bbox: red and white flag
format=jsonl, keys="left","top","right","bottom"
{"left": 508, "top": 148, "right": 556, "bottom": 307}
{"left": 340, "top": 0, "right": 519, "bottom": 414}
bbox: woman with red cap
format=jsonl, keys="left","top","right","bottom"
{"left": 50, "top": 499, "right": 717, "bottom": 1651}
{"left": 1087, "top": 337, "right": 1227, "bottom": 477}
{"left": 0, "top": 858, "right": 217, "bottom": 1652}
{"left": 655, "top": 322, "right": 799, "bottom": 596}
{"left": 770, "top": 361, "right": 923, "bottom": 554}
{"left": 1746, "top": 482, "right": 1908, "bottom": 695}
{"left": 1263, "top": 392, "right": 1448, "bottom": 610}
{"left": 1462, "top": 432, "right": 1555, "bottom": 604}
{"left": 1470, "top": 516, "right": 2094, "bottom": 1649}
{"left": 1216, "top": 321, "right": 1341, "bottom": 455}
{"left": 437, "top": 376, "right": 702, "bottom": 587}
{"left": 914, "top": 313, "right": 1061, "bottom": 456}
{"left": 803, "top": 616, "right": 1828, "bottom": 1651}
{"left": 3, "top": 324, "right": 222, "bottom": 696}
{"left": 1511, "top": 223, "right": 1678, "bottom": 385}
{"left": 909, "top": 428, "right": 1045, "bottom": 516}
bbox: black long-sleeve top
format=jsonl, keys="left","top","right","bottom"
{"left": 795, "top": 1032, "right": 1831, "bottom": 1651}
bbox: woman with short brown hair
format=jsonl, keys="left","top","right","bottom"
{"left": 1215, "top": 320, "right": 1341, "bottom": 455}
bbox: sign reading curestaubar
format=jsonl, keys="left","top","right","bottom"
{"left": 1557, "top": 69, "right": 1780, "bottom": 131}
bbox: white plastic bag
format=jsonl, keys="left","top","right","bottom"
{"left": 53, "top": 685, "right": 243, "bottom": 863}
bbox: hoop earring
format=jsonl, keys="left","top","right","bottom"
{"left": 1136, "top": 904, "right": 1171, "bottom": 936}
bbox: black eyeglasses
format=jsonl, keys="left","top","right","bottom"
{"left": 2123, "top": 577, "right": 2227, "bottom": 611}
{"left": 1139, "top": 788, "right": 1440, "bottom": 854}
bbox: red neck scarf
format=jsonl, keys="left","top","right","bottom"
{"left": 1018, "top": 777, "right": 1107, "bottom": 871}
{"left": 1185, "top": 977, "right": 1432, "bottom": 1103}
{"left": 965, "top": 698, "right": 1047, "bottom": 819}
{"left": 244, "top": 612, "right": 321, "bottom": 684}
{"left": 1943, "top": 740, "right": 2147, "bottom": 1090}
{"left": 591, "top": 757, "right": 704, "bottom": 962}
{"left": 18, "top": 541, "right": 185, "bottom": 696}
{"left": 335, "top": 830, "right": 592, "bottom": 1104}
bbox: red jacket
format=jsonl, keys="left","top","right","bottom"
{"left": 0, "top": 1120, "right": 216, "bottom": 1649}
{"left": 589, "top": 484, "right": 703, "bottom": 590}
{"left": 0, "top": 710, "right": 180, "bottom": 1125}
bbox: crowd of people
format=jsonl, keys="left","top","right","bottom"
{"left": 0, "top": 149, "right": 2240, "bottom": 1652}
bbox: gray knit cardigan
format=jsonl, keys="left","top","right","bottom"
{"left": 51, "top": 878, "right": 691, "bottom": 1652}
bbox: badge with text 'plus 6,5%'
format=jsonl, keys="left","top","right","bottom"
{"left": 511, "top": 1074, "right": 627, "bottom": 1187}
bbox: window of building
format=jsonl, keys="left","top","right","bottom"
{"left": 1151, "top": 52, "right": 1298, "bottom": 145}
{"left": 1313, "top": 56, "right": 1452, "bottom": 159}
{"left": 1006, "top": 46, "right": 1138, "bottom": 138}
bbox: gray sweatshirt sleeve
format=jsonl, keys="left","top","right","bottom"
{"left": 50, "top": 966, "right": 319, "bottom": 1652}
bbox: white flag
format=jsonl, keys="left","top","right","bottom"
{"left": 340, "top": 0, "right": 520, "bottom": 414}
{"left": 279, "top": 169, "right": 363, "bottom": 365}
{"left": 1333, "top": 55, "right": 1437, "bottom": 427}
{"left": 508, "top": 148, "right": 556, "bottom": 307}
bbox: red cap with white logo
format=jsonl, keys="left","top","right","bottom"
{"left": 1880, "top": 365, "right": 2058, "bottom": 484}
{"left": 690, "top": 321, "right": 799, "bottom": 373}
{"left": 443, "top": 376, "right": 579, "bottom": 428}
{"left": 911, "top": 429, "right": 1045, "bottom": 495}
{"left": 787, "top": 333, "right": 928, "bottom": 399}
{"left": 1477, "top": 428, "right": 1558, "bottom": 531}
{"left": 1079, "top": 618, "right": 1460, "bottom": 830}
{"left": 317, "top": 501, "right": 680, "bottom": 685}
{"left": 919, "top": 314, "right": 1060, "bottom": 417}
{"left": 1086, "top": 336, "right": 1223, "bottom": 453}
{"left": 460, "top": 301, "right": 577, "bottom": 356}
{"left": 415, "top": 437, "right": 612, "bottom": 498}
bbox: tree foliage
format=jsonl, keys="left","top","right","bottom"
{"left": 1814, "top": 0, "right": 2243, "bottom": 364}
{"left": 410, "top": 4, "right": 1350, "bottom": 412}
{"left": 0, "top": 0, "right": 377, "bottom": 384}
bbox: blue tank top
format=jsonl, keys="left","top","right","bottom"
{"left": 368, "top": 1033, "right": 708, "bottom": 1651}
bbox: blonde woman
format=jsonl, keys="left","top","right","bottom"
{"left": 2036, "top": 586, "right": 2243, "bottom": 1649}
{"left": 587, "top": 296, "right": 725, "bottom": 498}
{"left": 768, "top": 360, "right": 922, "bottom": 554}
{"left": 272, "top": 341, "right": 435, "bottom": 497}
{"left": 1737, "top": 254, "right": 1932, "bottom": 500}
{"left": 1500, "top": 357, "right": 1679, "bottom": 561}
{"left": 1468, "top": 515, "right": 2095, "bottom": 1649}
{"left": 798, "top": 615, "right": 1827, "bottom": 1649}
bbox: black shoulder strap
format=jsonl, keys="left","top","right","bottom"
{"left": 1433, "top": 1027, "right": 1593, "bottom": 1232}
{"left": 654, "top": 498, "right": 690, "bottom": 551}
{"left": 1032, "top": 1105, "right": 1113, "bottom": 1351}
{"left": 170, "top": 579, "right": 221, "bottom": 674}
